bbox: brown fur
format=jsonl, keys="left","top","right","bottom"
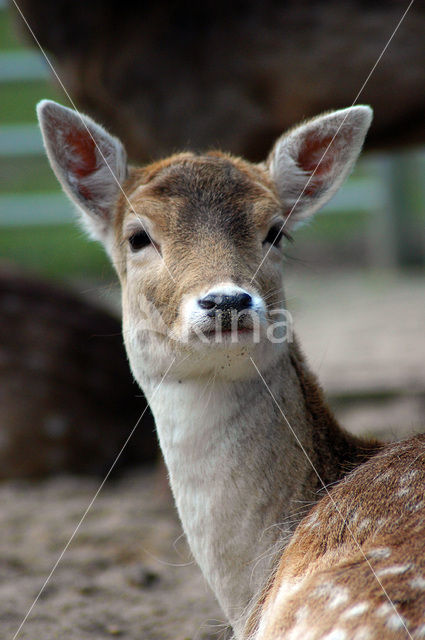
{"left": 256, "top": 435, "right": 425, "bottom": 638}
{"left": 115, "top": 153, "right": 283, "bottom": 335}
{"left": 289, "top": 338, "right": 382, "bottom": 485}
{"left": 0, "top": 265, "right": 157, "bottom": 477}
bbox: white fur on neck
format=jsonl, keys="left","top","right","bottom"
{"left": 142, "top": 354, "right": 313, "bottom": 636}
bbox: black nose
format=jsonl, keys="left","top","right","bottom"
{"left": 198, "top": 292, "right": 253, "bottom": 314}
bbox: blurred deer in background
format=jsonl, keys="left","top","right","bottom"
{"left": 37, "top": 100, "right": 425, "bottom": 639}
{"left": 0, "top": 264, "right": 157, "bottom": 477}
{"left": 17, "top": 1, "right": 425, "bottom": 162}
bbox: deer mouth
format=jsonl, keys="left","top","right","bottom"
{"left": 188, "top": 313, "right": 263, "bottom": 346}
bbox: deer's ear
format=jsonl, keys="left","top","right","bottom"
{"left": 37, "top": 100, "right": 127, "bottom": 246}
{"left": 266, "top": 106, "right": 372, "bottom": 228}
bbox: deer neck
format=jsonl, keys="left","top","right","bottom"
{"left": 140, "top": 337, "right": 373, "bottom": 636}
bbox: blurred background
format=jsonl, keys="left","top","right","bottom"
{"left": 0, "top": 1, "right": 424, "bottom": 637}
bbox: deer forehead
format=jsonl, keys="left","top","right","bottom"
{"left": 118, "top": 153, "right": 280, "bottom": 243}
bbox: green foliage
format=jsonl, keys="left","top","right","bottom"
{"left": 0, "top": 81, "right": 65, "bottom": 124}
{"left": 0, "top": 155, "right": 58, "bottom": 193}
{"left": 0, "top": 10, "right": 21, "bottom": 49}
{"left": 297, "top": 210, "right": 369, "bottom": 241}
{"left": 0, "top": 224, "right": 114, "bottom": 279}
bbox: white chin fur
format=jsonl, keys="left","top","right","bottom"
{"left": 124, "top": 283, "right": 287, "bottom": 382}
{"left": 125, "top": 324, "right": 285, "bottom": 384}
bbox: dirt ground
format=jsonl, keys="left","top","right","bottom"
{"left": 0, "top": 470, "right": 228, "bottom": 640}
{"left": 2, "top": 270, "right": 424, "bottom": 640}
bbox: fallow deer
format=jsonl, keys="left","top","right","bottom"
{"left": 37, "top": 100, "right": 425, "bottom": 639}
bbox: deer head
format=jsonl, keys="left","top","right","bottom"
{"left": 37, "top": 101, "right": 372, "bottom": 383}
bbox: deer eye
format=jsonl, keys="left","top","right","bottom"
{"left": 129, "top": 230, "right": 151, "bottom": 252}
{"left": 263, "top": 224, "right": 284, "bottom": 247}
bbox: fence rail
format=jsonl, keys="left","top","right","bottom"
{"left": 0, "top": 123, "right": 44, "bottom": 155}
{"left": 0, "top": 50, "right": 49, "bottom": 82}
{"left": 0, "top": 193, "right": 73, "bottom": 225}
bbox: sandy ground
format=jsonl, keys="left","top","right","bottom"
{"left": 0, "top": 471, "right": 228, "bottom": 640}
{"left": 1, "top": 270, "right": 424, "bottom": 640}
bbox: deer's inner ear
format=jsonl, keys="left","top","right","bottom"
{"left": 266, "top": 106, "right": 373, "bottom": 228}
{"left": 66, "top": 129, "right": 98, "bottom": 179}
{"left": 37, "top": 99, "right": 128, "bottom": 245}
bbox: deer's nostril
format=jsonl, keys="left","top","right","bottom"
{"left": 198, "top": 295, "right": 217, "bottom": 310}
{"left": 198, "top": 292, "right": 253, "bottom": 313}
{"left": 237, "top": 293, "right": 253, "bottom": 310}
